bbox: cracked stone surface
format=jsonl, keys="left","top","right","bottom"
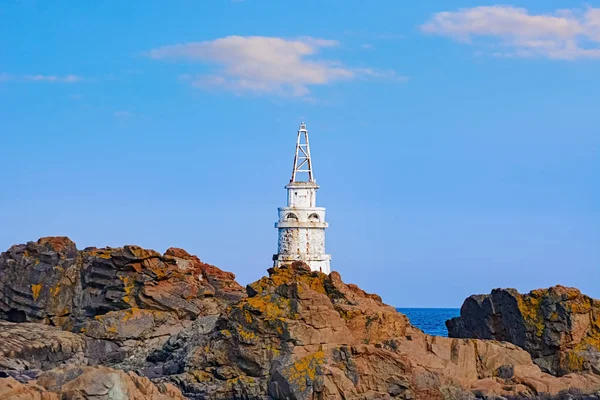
{"left": 447, "top": 286, "right": 600, "bottom": 377}
{"left": 2, "top": 238, "right": 600, "bottom": 399}
{"left": 146, "top": 262, "right": 600, "bottom": 400}
{"left": 0, "top": 237, "right": 246, "bottom": 371}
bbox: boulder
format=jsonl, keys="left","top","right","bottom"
{"left": 0, "top": 321, "right": 125, "bottom": 382}
{"left": 0, "top": 365, "right": 185, "bottom": 400}
{"left": 447, "top": 285, "right": 600, "bottom": 376}
{"left": 0, "top": 237, "right": 245, "bottom": 369}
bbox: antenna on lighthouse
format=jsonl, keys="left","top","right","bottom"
{"left": 291, "top": 122, "right": 314, "bottom": 183}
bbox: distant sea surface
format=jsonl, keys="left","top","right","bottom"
{"left": 396, "top": 308, "right": 460, "bottom": 337}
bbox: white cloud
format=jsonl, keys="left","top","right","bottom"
{"left": 421, "top": 6, "right": 600, "bottom": 59}
{"left": 354, "top": 68, "right": 409, "bottom": 82}
{"left": 148, "top": 36, "right": 402, "bottom": 96}
{"left": 23, "top": 74, "right": 83, "bottom": 83}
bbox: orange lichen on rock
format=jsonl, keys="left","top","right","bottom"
{"left": 37, "top": 236, "right": 76, "bottom": 253}
{"left": 282, "top": 351, "right": 325, "bottom": 391}
{"left": 516, "top": 292, "right": 545, "bottom": 337}
{"left": 448, "top": 285, "right": 600, "bottom": 377}
{"left": 31, "top": 283, "right": 42, "bottom": 301}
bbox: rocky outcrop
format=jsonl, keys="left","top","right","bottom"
{"left": 3, "top": 237, "right": 600, "bottom": 399}
{"left": 0, "top": 321, "right": 124, "bottom": 382}
{"left": 447, "top": 285, "right": 600, "bottom": 377}
{"left": 148, "top": 263, "right": 600, "bottom": 399}
{"left": 0, "top": 237, "right": 245, "bottom": 369}
{"left": 0, "top": 365, "right": 185, "bottom": 400}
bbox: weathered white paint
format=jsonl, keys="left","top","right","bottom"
{"left": 273, "top": 124, "right": 331, "bottom": 274}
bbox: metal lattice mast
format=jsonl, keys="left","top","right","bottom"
{"left": 290, "top": 122, "right": 314, "bottom": 183}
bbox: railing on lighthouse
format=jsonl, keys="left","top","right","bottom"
{"left": 290, "top": 122, "right": 314, "bottom": 183}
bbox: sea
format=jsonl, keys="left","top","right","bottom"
{"left": 396, "top": 308, "right": 460, "bottom": 337}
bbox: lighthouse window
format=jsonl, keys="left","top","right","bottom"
{"left": 285, "top": 213, "right": 298, "bottom": 221}
{"left": 308, "top": 213, "right": 320, "bottom": 222}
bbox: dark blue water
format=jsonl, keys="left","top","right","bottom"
{"left": 397, "top": 308, "right": 460, "bottom": 337}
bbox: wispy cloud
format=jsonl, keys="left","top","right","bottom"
{"left": 24, "top": 74, "right": 83, "bottom": 83}
{"left": 421, "top": 6, "right": 600, "bottom": 60}
{"left": 148, "top": 35, "right": 403, "bottom": 97}
{"left": 0, "top": 73, "right": 84, "bottom": 83}
{"left": 355, "top": 68, "right": 409, "bottom": 82}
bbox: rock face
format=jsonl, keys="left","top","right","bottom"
{"left": 149, "top": 263, "right": 600, "bottom": 399}
{"left": 0, "top": 237, "right": 245, "bottom": 370}
{"left": 0, "top": 365, "right": 185, "bottom": 400}
{"left": 2, "top": 238, "right": 600, "bottom": 399}
{"left": 0, "top": 320, "right": 124, "bottom": 382}
{"left": 447, "top": 286, "right": 600, "bottom": 377}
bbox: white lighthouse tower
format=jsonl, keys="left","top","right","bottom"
{"left": 273, "top": 122, "right": 331, "bottom": 274}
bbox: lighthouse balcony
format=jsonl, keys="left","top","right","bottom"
{"left": 277, "top": 207, "right": 325, "bottom": 222}
{"left": 274, "top": 221, "right": 328, "bottom": 228}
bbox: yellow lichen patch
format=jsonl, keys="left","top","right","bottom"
{"left": 579, "top": 331, "right": 600, "bottom": 352}
{"left": 121, "top": 307, "right": 145, "bottom": 322}
{"left": 569, "top": 299, "right": 592, "bottom": 314}
{"left": 265, "top": 341, "right": 281, "bottom": 358}
{"left": 106, "top": 325, "right": 118, "bottom": 335}
{"left": 221, "top": 329, "right": 232, "bottom": 338}
{"left": 222, "top": 375, "right": 258, "bottom": 392}
{"left": 303, "top": 276, "right": 327, "bottom": 295}
{"left": 127, "top": 246, "right": 160, "bottom": 260}
{"left": 236, "top": 326, "right": 257, "bottom": 343}
{"left": 244, "top": 310, "right": 253, "bottom": 324}
{"left": 118, "top": 275, "right": 137, "bottom": 306}
{"left": 339, "top": 309, "right": 359, "bottom": 321}
{"left": 50, "top": 284, "right": 61, "bottom": 297}
{"left": 282, "top": 351, "right": 325, "bottom": 391}
{"left": 564, "top": 350, "right": 585, "bottom": 371}
{"left": 191, "top": 370, "right": 214, "bottom": 382}
{"left": 517, "top": 294, "right": 545, "bottom": 337}
{"left": 119, "top": 275, "right": 135, "bottom": 294}
{"left": 245, "top": 295, "right": 290, "bottom": 320}
{"left": 87, "top": 249, "right": 113, "bottom": 259}
{"left": 31, "top": 284, "right": 42, "bottom": 300}
{"left": 142, "top": 258, "right": 170, "bottom": 279}
{"left": 269, "top": 269, "right": 327, "bottom": 295}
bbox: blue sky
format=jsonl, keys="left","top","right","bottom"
{"left": 1, "top": 1, "right": 598, "bottom": 307}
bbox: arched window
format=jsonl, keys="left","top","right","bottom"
{"left": 285, "top": 213, "right": 298, "bottom": 221}
{"left": 308, "top": 213, "right": 320, "bottom": 222}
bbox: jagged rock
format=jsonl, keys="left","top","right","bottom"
{"left": 151, "top": 262, "right": 600, "bottom": 399}
{"left": 0, "top": 365, "right": 185, "bottom": 400}
{"left": 447, "top": 285, "right": 600, "bottom": 377}
{"left": 0, "top": 237, "right": 245, "bottom": 369}
{"left": 0, "top": 321, "right": 124, "bottom": 382}
{"left": 3, "top": 237, "right": 600, "bottom": 399}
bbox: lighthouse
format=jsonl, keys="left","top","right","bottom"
{"left": 273, "top": 123, "right": 331, "bottom": 274}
